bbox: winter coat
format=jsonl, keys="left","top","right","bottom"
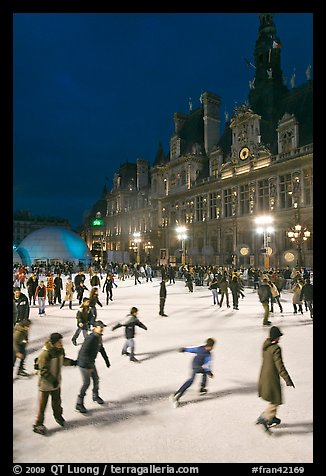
{"left": 258, "top": 284, "right": 272, "bottom": 303}
{"left": 13, "top": 293, "right": 30, "bottom": 323}
{"left": 54, "top": 276, "right": 63, "bottom": 292}
{"left": 76, "top": 308, "right": 92, "bottom": 330}
{"left": 13, "top": 322, "right": 29, "bottom": 353}
{"left": 292, "top": 284, "right": 303, "bottom": 305}
{"left": 46, "top": 276, "right": 55, "bottom": 291}
{"left": 89, "top": 295, "right": 103, "bottom": 308}
{"left": 90, "top": 275, "right": 101, "bottom": 287}
{"left": 64, "top": 281, "right": 75, "bottom": 300}
{"left": 77, "top": 332, "right": 110, "bottom": 369}
{"left": 209, "top": 278, "right": 219, "bottom": 290}
{"left": 183, "top": 345, "right": 213, "bottom": 372}
{"left": 34, "top": 284, "right": 47, "bottom": 300}
{"left": 102, "top": 279, "right": 113, "bottom": 293}
{"left": 13, "top": 299, "right": 18, "bottom": 326}
{"left": 76, "top": 283, "right": 89, "bottom": 297}
{"left": 229, "top": 279, "right": 240, "bottom": 295}
{"left": 258, "top": 338, "right": 294, "bottom": 405}
{"left": 27, "top": 276, "right": 38, "bottom": 295}
{"left": 159, "top": 282, "right": 167, "bottom": 298}
{"left": 74, "top": 273, "right": 86, "bottom": 287}
{"left": 112, "top": 315, "right": 147, "bottom": 339}
{"left": 300, "top": 283, "right": 313, "bottom": 301}
{"left": 37, "top": 340, "right": 76, "bottom": 391}
{"left": 219, "top": 279, "right": 229, "bottom": 293}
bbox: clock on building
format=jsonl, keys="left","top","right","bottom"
{"left": 239, "top": 146, "right": 250, "bottom": 160}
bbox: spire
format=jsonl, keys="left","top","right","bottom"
{"left": 249, "top": 13, "right": 288, "bottom": 120}
{"left": 248, "top": 13, "right": 289, "bottom": 152}
{"left": 101, "top": 183, "right": 108, "bottom": 198}
{"left": 253, "top": 13, "right": 283, "bottom": 87}
{"left": 153, "top": 141, "right": 166, "bottom": 166}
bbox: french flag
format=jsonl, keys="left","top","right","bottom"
{"left": 272, "top": 40, "right": 282, "bottom": 49}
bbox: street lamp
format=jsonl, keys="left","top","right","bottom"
{"left": 176, "top": 226, "right": 188, "bottom": 266}
{"left": 255, "top": 215, "right": 274, "bottom": 269}
{"left": 287, "top": 224, "right": 311, "bottom": 269}
{"left": 131, "top": 232, "right": 141, "bottom": 265}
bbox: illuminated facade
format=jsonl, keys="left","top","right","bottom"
{"left": 82, "top": 14, "right": 313, "bottom": 269}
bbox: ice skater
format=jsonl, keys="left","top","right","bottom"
{"left": 256, "top": 326, "right": 295, "bottom": 433}
{"left": 71, "top": 297, "right": 92, "bottom": 346}
{"left": 159, "top": 279, "right": 168, "bottom": 316}
{"left": 33, "top": 333, "right": 77, "bottom": 435}
{"left": 75, "top": 321, "right": 111, "bottom": 413}
{"left": 171, "top": 338, "right": 215, "bottom": 407}
{"left": 112, "top": 306, "right": 147, "bottom": 362}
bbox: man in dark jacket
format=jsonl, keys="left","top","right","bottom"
{"left": 258, "top": 277, "right": 272, "bottom": 326}
{"left": 159, "top": 280, "right": 168, "bottom": 316}
{"left": 26, "top": 273, "right": 38, "bottom": 305}
{"left": 13, "top": 287, "right": 30, "bottom": 324}
{"left": 112, "top": 307, "right": 147, "bottom": 362}
{"left": 53, "top": 273, "right": 63, "bottom": 304}
{"left": 171, "top": 338, "right": 215, "bottom": 407}
{"left": 13, "top": 319, "right": 32, "bottom": 376}
{"left": 74, "top": 270, "right": 86, "bottom": 289}
{"left": 75, "top": 320, "right": 111, "bottom": 413}
{"left": 257, "top": 326, "right": 295, "bottom": 432}
{"left": 33, "top": 333, "right": 77, "bottom": 435}
{"left": 300, "top": 278, "right": 313, "bottom": 319}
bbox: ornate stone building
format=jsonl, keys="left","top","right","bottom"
{"left": 82, "top": 13, "right": 313, "bottom": 269}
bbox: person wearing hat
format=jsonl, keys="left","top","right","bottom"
{"left": 33, "top": 333, "right": 77, "bottom": 435}
{"left": 257, "top": 326, "right": 295, "bottom": 432}
{"left": 171, "top": 338, "right": 215, "bottom": 407}
{"left": 75, "top": 320, "right": 111, "bottom": 413}
{"left": 258, "top": 277, "right": 273, "bottom": 326}
{"left": 112, "top": 307, "right": 147, "bottom": 362}
{"left": 13, "top": 319, "right": 32, "bottom": 377}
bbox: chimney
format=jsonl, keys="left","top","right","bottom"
{"left": 202, "top": 92, "right": 221, "bottom": 154}
{"left": 136, "top": 158, "right": 149, "bottom": 190}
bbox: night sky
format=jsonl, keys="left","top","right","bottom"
{"left": 13, "top": 12, "right": 313, "bottom": 229}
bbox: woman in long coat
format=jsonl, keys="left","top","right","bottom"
{"left": 60, "top": 278, "right": 75, "bottom": 310}
{"left": 292, "top": 282, "right": 303, "bottom": 314}
{"left": 257, "top": 326, "right": 295, "bottom": 431}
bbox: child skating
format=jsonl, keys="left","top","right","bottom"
{"left": 171, "top": 337, "right": 215, "bottom": 407}
{"left": 112, "top": 307, "right": 147, "bottom": 363}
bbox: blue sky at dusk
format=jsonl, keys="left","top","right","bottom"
{"left": 13, "top": 12, "right": 313, "bottom": 229}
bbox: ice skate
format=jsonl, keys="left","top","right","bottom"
{"left": 170, "top": 393, "right": 181, "bottom": 408}
{"left": 75, "top": 403, "right": 87, "bottom": 413}
{"left": 256, "top": 415, "right": 272, "bottom": 434}
{"left": 17, "top": 369, "right": 30, "bottom": 377}
{"left": 33, "top": 424, "right": 47, "bottom": 435}
{"left": 267, "top": 416, "right": 281, "bottom": 427}
{"left": 93, "top": 395, "right": 104, "bottom": 404}
{"left": 55, "top": 416, "right": 66, "bottom": 427}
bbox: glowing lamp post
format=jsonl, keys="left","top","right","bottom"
{"left": 287, "top": 224, "right": 311, "bottom": 269}
{"left": 176, "top": 226, "right": 188, "bottom": 266}
{"left": 255, "top": 215, "right": 274, "bottom": 269}
{"left": 132, "top": 232, "right": 141, "bottom": 265}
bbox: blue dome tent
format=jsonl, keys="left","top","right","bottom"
{"left": 17, "top": 226, "right": 92, "bottom": 268}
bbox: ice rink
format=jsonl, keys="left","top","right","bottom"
{"left": 13, "top": 274, "right": 313, "bottom": 464}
